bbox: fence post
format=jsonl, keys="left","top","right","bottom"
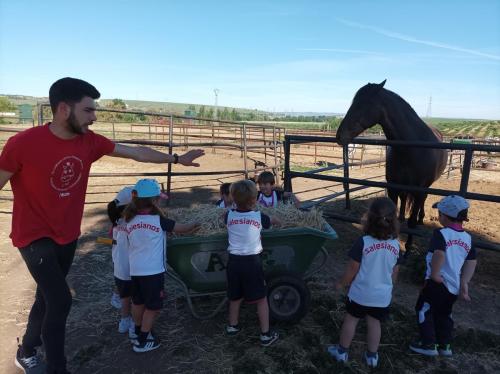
{"left": 240, "top": 126, "right": 244, "bottom": 158}
{"left": 211, "top": 120, "right": 215, "bottom": 153}
{"left": 263, "top": 127, "right": 267, "bottom": 165}
{"left": 112, "top": 122, "right": 115, "bottom": 140}
{"left": 343, "top": 144, "right": 351, "bottom": 209}
{"left": 166, "top": 115, "right": 174, "bottom": 205}
{"left": 273, "top": 126, "right": 280, "bottom": 185}
{"left": 37, "top": 104, "right": 43, "bottom": 126}
{"left": 284, "top": 136, "right": 292, "bottom": 192}
{"left": 459, "top": 149, "right": 473, "bottom": 195}
{"left": 242, "top": 123, "right": 248, "bottom": 179}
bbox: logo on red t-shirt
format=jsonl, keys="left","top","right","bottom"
{"left": 50, "top": 156, "right": 83, "bottom": 192}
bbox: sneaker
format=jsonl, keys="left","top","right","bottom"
{"left": 225, "top": 324, "right": 241, "bottom": 336}
{"left": 110, "top": 292, "right": 122, "bottom": 309}
{"left": 129, "top": 328, "right": 139, "bottom": 346}
{"left": 364, "top": 351, "right": 379, "bottom": 368}
{"left": 15, "top": 345, "right": 46, "bottom": 373}
{"left": 409, "top": 341, "right": 438, "bottom": 356}
{"left": 133, "top": 333, "right": 161, "bottom": 353}
{"left": 327, "top": 344, "right": 348, "bottom": 362}
{"left": 438, "top": 344, "right": 453, "bottom": 357}
{"left": 260, "top": 330, "right": 279, "bottom": 347}
{"left": 118, "top": 317, "right": 132, "bottom": 333}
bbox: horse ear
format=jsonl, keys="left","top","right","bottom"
{"left": 378, "top": 79, "right": 386, "bottom": 88}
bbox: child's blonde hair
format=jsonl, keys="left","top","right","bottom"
{"left": 257, "top": 171, "right": 275, "bottom": 185}
{"left": 361, "top": 197, "right": 399, "bottom": 240}
{"left": 230, "top": 180, "right": 257, "bottom": 210}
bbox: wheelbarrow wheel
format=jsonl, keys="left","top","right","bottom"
{"left": 267, "top": 274, "right": 310, "bottom": 323}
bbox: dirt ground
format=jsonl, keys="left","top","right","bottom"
{"left": 0, "top": 147, "right": 499, "bottom": 374}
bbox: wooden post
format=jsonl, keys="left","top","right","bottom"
{"left": 242, "top": 123, "right": 248, "bottom": 178}
{"left": 263, "top": 127, "right": 267, "bottom": 165}
{"left": 273, "top": 126, "right": 280, "bottom": 185}
{"left": 167, "top": 115, "right": 174, "bottom": 205}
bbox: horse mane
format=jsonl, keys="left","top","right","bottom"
{"left": 381, "top": 88, "right": 441, "bottom": 142}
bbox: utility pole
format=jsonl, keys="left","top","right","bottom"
{"left": 426, "top": 96, "right": 432, "bottom": 118}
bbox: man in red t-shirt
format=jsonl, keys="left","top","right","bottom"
{"left": 0, "top": 77, "right": 204, "bottom": 374}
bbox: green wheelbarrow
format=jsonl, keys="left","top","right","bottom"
{"left": 166, "top": 222, "right": 337, "bottom": 322}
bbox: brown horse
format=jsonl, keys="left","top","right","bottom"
{"left": 336, "top": 80, "right": 448, "bottom": 248}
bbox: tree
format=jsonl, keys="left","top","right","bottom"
{"left": 0, "top": 97, "right": 17, "bottom": 112}
{"left": 108, "top": 99, "right": 127, "bottom": 110}
{"left": 221, "top": 107, "right": 230, "bottom": 120}
{"left": 198, "top": 105, "right": 206, "bottom": 118}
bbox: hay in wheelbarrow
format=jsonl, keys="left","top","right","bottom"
{"left": 163, "top": 203, "right": 327, "bottom": 237}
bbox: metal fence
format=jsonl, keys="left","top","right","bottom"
{"left": 283, "top": 134, "right": 500, "bottom": 251}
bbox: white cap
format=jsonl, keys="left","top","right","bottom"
{"left": 432, "top": 195, "right": 469, "bottom": 221}
{"left": 114, "top": 186, "right": 133, "bottom": 207}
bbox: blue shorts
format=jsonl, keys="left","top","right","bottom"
{"left": 114, "top": 277, "right": 132, "bottom": 298}
{"left": 131, "top": 273, "right": 165, "bottom": 310}
{"left": 345, "top": 297, "right": 389, "bottom": 321}
{"left": 226, "top": 254, "right": 266, "bottom": 302}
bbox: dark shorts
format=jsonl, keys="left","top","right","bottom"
{"left": 226, "top": 253, "right": 266, "bottom": 302}
{"left": 115, "top": 277, "right": 133, "bottom": 299}
{"left": 131, "top": 273, "right": 165, "bottom": 310}
{"left": 346, "top": 297, "right": 389, "bottom": 322}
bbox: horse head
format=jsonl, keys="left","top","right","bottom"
{"left": 336, "top": 79, "right": 386, "bottom": 145}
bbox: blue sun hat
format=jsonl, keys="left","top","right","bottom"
{"left": 133, "top": 179, "right": 161, "bottom": 198}
{"left": 432, "top": 195, "right": 469, "bottom": 221}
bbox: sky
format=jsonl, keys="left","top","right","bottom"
{"left": 1, "top": 0, "right": 499, "bottom": 119}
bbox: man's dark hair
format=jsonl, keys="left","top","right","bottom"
{"left": 49, "top": 77, "right": 100, "bottom": 114}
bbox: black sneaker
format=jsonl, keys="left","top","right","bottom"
{"left": 260, "top": 330, "right": 279, "bottom": 347}
{"left": 133, "top": 333, "right": 161, "bottom": 353}
{"left": 409, "top": 341, "right": 438, "bottom": 356}
{"left": 225, "top": 324, "right": 241, "bottom": 336}
{"left": 15, "top": 345, "right": 46, "bottom": 373}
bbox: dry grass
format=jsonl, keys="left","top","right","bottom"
{"left": 165, "top": 203, "right": 328, "bottom": 237}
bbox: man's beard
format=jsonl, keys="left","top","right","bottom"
{"left": 67, "top": 110, "right": 84, "bottom": 135}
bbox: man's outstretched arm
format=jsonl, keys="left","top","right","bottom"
{"left": 110, "top": 144, "right": 204, "bottom": 166}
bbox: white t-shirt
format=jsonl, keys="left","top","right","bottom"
{"left": 126, "top": 214, "right": 175, "bottom": 276}
{"left": 225, "top": 210, "right": 271, "bottom": 255}
{"left": 112, "top": 218, "right": 131, "bottom": 280}
{"left": 347, "top": 235, "right": 401, "bottom": 307}
{"left": 257, "top": 190, "right": 283, "bottom": 208}
{"left": 424, "top": 227, "right": 476, "bottom": 295}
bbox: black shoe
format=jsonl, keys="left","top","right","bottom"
{"left": 260, "top": 330, "right": 279, "bottom": 347}
{"left": 133, "top": 333, "right": 161, "bottom": 353}
{"left": 409, "top": 341, "right": 438, "bottom": 356}
{"left": 15, "top": 345, "right": 46, "bottom": 373}
{"left": 225, "top": 324, "right": 241, "bottom": 336}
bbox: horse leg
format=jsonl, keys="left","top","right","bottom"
{"left": 417, "top": 194, "right": 428, "bottom": 225}
{"left": 405, "top": 193, "right": 425, "bottom": 253}
{"left": 388, "top": 188, "right": 404, "bottom": 219}
{"left": 398, "top": 193, "right": 407, "bottom": 222}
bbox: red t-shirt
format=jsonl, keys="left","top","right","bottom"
{"left": 0, "top": 124, "right": 115, "bottom": 248}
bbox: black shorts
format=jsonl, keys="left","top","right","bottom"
{"left": 131, "top": 273, "right": 165, "bottom": 310}
{"left": 115, "top": 277, "right": 133, "bottom": 298}
{"left": 226, "top": 253, "right": 266, "bottom": 302}
{"left": 345, "top": 297, "right": 389, "bottom": 322}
